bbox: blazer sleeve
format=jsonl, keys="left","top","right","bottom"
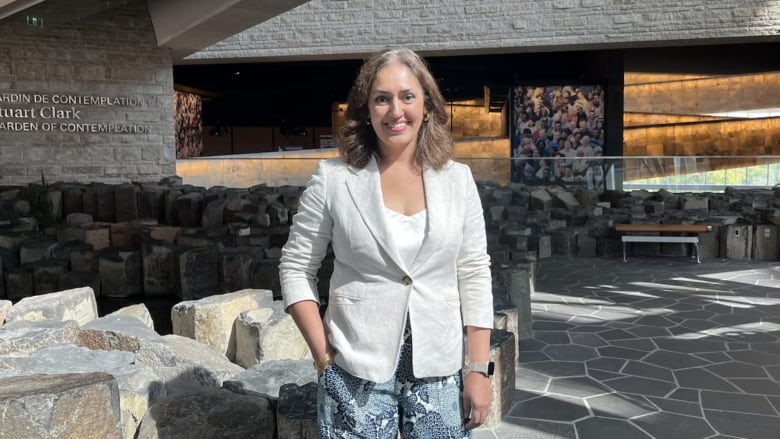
{"left": 457, "top": 165, "right": 494, "bottom": 329}
{"left": 279, "top": 160, "right": 333, "bottom": 309}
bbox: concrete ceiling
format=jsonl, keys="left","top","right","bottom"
{"left": 0, "top": 0, "right": 45, "bottom": 20}
{"left": 147, "top": 0, "right": 309, "bottom": 62}
{"left": 0, "top": 0, "right": 308, "bottom": 61}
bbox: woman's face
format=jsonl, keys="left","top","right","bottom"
{"left": 368, "top": 61, "right": 426, "bottom": 154}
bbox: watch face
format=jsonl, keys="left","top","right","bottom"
{"left": 487, "top": 362, "right": 495, "bottom": 376}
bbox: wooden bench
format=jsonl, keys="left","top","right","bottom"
{"left": 615, "top": 224, "right": 713, "bottom": 263}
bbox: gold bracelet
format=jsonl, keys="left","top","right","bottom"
{"left": 313, "top": 352, "right": 334, "bottom": 373}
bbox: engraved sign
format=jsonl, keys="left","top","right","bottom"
{"left": 0, "top": 92, "right": 150, "bottom": 134}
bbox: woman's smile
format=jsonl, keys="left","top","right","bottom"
{"left": 385, "top": 120, "right": 411, "bottom": 132}
{"left": 368, "top": 61, "right": 426, "bottom": 155}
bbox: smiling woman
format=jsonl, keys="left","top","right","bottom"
{"left": 279, "top": 48, "right": 495, "bottom": 438}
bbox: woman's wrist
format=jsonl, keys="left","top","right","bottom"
{"left": 313, "top": 350, "right": 335, "bottom": 373}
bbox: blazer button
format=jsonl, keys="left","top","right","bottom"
{"left": 402, "top": 276, "right": 412, "bottom": 286}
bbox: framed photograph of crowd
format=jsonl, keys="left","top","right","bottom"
{"left": 510, "top": 85, "right": 606, "bottom": 188}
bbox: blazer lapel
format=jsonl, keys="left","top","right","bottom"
{"left": 344, "top": 157, "right": 406, "bottom": 272}
{"left": 409, "top": 166, "right": 450, "bottom": 275}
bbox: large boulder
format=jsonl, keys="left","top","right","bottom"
{"left": 5, "top": 286, "right": 98, "bottom": 325}
{"left": 0, "top": 319, "right": 79, "bottom": 355}
{"left": 0, "top": 300, "right": 12, "bottom": 326}
{"left": 277, "top": 382, "right": 318, "bottom": 439}
{"left": 135, "top": 334, "right": 244, "bottom": 396}
{"left": 106, "top": 303, "right": 155, "bottom": 330}
{"left": 234, "top": 303, "right": 310, "bottom": 368}
{"left": 0, "top": 344, "right": 164, "bottom": 439}
{"left": 77, "top": 314, "right": 159, "bottom": 353}
{"left": 136, "top": 388, "right": 275, "bottom": 439}
{"left": 171, "top": 289, "right": 273, "bottom": 361}
{"left": 222, "top": 359, "right": 316, "bottom": 400}
{"left": 0, "top": 372, "right": 122, "bottom": 439}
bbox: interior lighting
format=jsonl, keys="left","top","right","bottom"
{"left": 703, "top": 108, "right": 780, "bottom": 118}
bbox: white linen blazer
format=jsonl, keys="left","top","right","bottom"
{"left": 279, "top": 157, "right": 493, "bottom": 383}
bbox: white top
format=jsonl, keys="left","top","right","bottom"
{"left": 383, "top": 207, "right": 427, "bottom": 270}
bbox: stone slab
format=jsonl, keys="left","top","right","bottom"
{"left": 136, "top": 388, "right": 274, "bottom": 439}
{"left": 5, "top": 286, "right": 98, "bottom": 325}
{"left": 0, "top": 372, "right": 122, "bottom": 439}
{"left": 171, "top": 288, "right": 274, "bottom": 361}
{"left": 277, "top": 382, "right": 318, "bottom": 439}
{"left": 222, "top": 359, "right": 316, "bottom": 400}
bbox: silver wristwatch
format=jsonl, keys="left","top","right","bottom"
{"left": 468, "top": 361, "right": 495, "bottom": 377}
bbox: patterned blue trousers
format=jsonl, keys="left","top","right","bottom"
{"left": 317, "top": 340, "right": 470, "bottom": 439}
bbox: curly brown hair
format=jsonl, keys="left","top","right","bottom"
{"left": 338, "top": 48, "right": 453, "bottom": 170}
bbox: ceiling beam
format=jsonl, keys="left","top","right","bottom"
{"left": 0, "top": 0, "right": 45, "bottom": 21}
{"left": 147, "top": 0, "right": 308, "bottom": 62}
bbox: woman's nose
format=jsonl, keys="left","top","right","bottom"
{"left": 388, "top": 98, "right": 403, "bottom": 117}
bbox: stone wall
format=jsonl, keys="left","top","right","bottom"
{"left": 3, "top": 175, "right": 780, "bottom": 308}
{"left": 0, "top": 0, "right": 175, "bottom": 185}
{"left": 621, "top": 71, "right": 780, "bottom": 170}
{"left": 450, "top": 99, "right": 504, "bottom": 139}
{"left": 624, "top": 118, "right": 780, "bottom": 157}
{"left": 188, "top": 0, "right": 780, "bottom": 61}
{"left": 624, "top": 72, "right": 780, "bottom": 116}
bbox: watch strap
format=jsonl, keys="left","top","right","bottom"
{"left": 468, "top": 361, "right": 495, "bottom": 376}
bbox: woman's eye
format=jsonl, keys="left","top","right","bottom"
{"left": 403, "top": 94, "right": 415, "bottom": 102}
{"left": 374, "top": 96, "right": 389, "bottom": 104}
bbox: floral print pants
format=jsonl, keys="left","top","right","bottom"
{"left": 317, "top": 340, "right": 470, "bottom": 439}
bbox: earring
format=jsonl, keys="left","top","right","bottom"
{"left": 423, "top": 113, "right": 430, "bottom": 123}
{"left": 366, "top": 119, "right": 371, "bottom": 125}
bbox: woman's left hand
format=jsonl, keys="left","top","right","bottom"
{"left": 462, "top": 371, "right": 492, "bottom": 430}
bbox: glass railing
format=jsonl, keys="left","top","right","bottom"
{"left": 176, "top": 153, "right": 780, "bottom": 193}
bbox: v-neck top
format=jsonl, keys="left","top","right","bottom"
{"left": 383, "top": 207, "right": 427, "bottom": 271}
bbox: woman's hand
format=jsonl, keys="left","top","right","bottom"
{"left": 462, "top": 371, "right": 492, "bottom": 430}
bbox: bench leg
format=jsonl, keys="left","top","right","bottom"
{"left": 694, "top": 243, "right": 701, "bottom": 263}
{"left": 623, "top": 241, "right": 627, "bottom": 262}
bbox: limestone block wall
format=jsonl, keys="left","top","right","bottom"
{"left": 176, "top": 137, "right": 511, "bottom": 188}
{"left": 176, "top": 150, "right": 339, "bottom": 188}
{"left": 624, "top": 72, "right": 780, "bottom": 116}
{"left": 0, "top": 0, "right": 175, "bottom": 185}
{"left": 455, "top": 138, "right": 511, "bottom": 186}
{"left": 624, "top": 117, "right": 780, "bottom": 157}
{"left": 624, "top": 113, "right": 725, "bottom": 127}
{"left": 621, "top": 71, "right": 780, "bottom": 173}
{"left": 450, "top": 99, "right": 504, "bottom": 139}
{"left": 188, "top": 0, "right": 780, "bottom": 62}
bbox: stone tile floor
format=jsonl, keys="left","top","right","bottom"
{"left": 475, "top": 257, "right": 780, "bottom": 439}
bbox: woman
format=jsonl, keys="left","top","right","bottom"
{"left": 279, "top": 48, "right": 494, "bottom": 438}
